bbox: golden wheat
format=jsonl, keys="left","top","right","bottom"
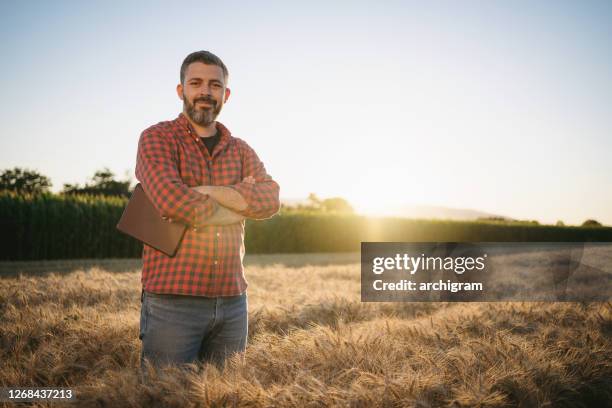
{"left": 0, "top": 254, "right": 610, "bottom": 407}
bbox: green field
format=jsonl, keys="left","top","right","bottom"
{"left": 2, "top": 190, "right": 612, "bottom": 261}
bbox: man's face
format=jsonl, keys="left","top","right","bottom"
{"left": 177, "top": 62, "right": 230, "bottom": 127}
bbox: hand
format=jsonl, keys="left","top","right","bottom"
{"left": 192, "top": 185, "right": 211, "bottom": 195}
{"left": 243, "top": 176, "right": 256, "bottom": 184}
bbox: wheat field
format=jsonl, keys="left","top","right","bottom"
{"left": 0, "top": 253, "right": 610, "bottom": 407}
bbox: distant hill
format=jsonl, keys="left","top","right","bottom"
{"left": 281, "top": 198, "right": 510, "bottom": 221}
{"left": 380, "top": 204, "right": 510, "bottom": 221}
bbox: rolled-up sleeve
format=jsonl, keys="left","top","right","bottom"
{"left": 229, "top": 139, "right": 280, "bottom": 220}
{"left": 135, "top": 127, "right": 217, "bottom": 227}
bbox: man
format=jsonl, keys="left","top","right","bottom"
{"left": 135, "top": 50, "right": 280, "bottom": 371}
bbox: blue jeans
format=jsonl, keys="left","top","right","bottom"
{"left": 139, "top": 290, "right": 248, "bottom": 371}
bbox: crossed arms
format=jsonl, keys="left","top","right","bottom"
{"left": 135, "top": 129, "right": 280, "bottom": 228}
{"left": 191, "top": 176, "right": 255, "bottom": 226}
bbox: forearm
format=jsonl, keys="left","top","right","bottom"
{"left": 228, "top": 179, "right": 281, "bottom": 219}
{"left": 193, "top": 185, "right": 248, "bottom": 211}
{"left": 200, "top": 205, "right": 246, "bottom": 226}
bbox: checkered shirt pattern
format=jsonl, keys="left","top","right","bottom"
{"left": 135, "top": 113, "right": 280, "bottom": 296}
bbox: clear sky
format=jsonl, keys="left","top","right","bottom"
{"left": 1, "top": 0, "right": 611, "bottom": 225}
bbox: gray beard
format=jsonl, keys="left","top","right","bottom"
{"left": 184, "top": 99, "right": 220, "bottom": 127}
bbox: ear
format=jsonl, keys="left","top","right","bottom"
{"left": 176, "top": 83, "right": 184, "bottom": 100}
{"left": 224, "top": 87, "right": 231, "bottom": 103}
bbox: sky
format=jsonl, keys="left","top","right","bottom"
{"left": 1, "top": 0, "right": 611, "bottom": 225}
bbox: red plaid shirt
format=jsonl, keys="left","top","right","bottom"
{"left": 135, "top": 113, "right": 280, "bottom": 297}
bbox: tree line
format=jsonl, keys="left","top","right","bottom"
{"left": 0, "top": 167, "right": 356, "bottom": 215}
{"left": 0, "top": 167, "right": 132, "bottom": 198}
{"left": 0, "top": 167, "right": 605, "bottom": 226}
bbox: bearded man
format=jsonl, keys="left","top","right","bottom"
{"left": 135, "top": 50, "right": 280, "bottom": 371}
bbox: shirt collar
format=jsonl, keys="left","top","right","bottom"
{"left": 176, "top": 112, "right": 232, "bottom": 157}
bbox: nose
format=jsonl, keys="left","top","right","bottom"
{"left": 199, "top": 84, "right": 212, "bottom": 97}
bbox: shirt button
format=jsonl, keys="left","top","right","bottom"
{"left": 214, "top": 260, "right": 218, "bottom": 265}
{"left": 216, "top": 232, "right": 220, "bottom": 237}
{"left": 192, "top": 227, "right": 198, "bottom": 232}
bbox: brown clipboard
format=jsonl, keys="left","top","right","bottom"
{"left": 116, "top": 183, "right": 187, "bottom": 257}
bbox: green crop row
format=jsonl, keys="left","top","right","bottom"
{"left": 0, "top": 192, "right": 141, "bottom": 260}
{"left": 1, "top": 192, "right": 610, "bottom": 260}
{"left": 245, "top": 213, "right": 612, "bottom": 253}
